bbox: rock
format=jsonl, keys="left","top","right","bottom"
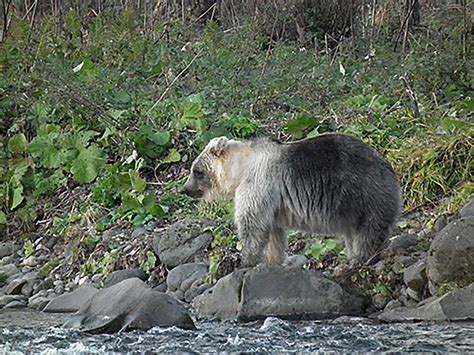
{"left": 43, "top": 285, "right": 99, "bottom": 313}
{"left": 45, "top": 236, "right": 58, "bottom": 249}
{"left": 5, "top": 278, "right": 27, "bottom": 295}
{"left": 0, "top": 242, "right": 20, "bottom": 259}
{"left": 372, "top": 293, "right": 390, "bottom": 310}
{"left": 185, "top": 281, "right": 210, "bottom": 303}
{"left": 378, "top": 282, "right": 474, "bottom": 322}
{"left": 78, "top": 276, "right": 90, "bottom": 286}
{"left": 403, "top": 259, "right": 427, "bottom": 301}
{"left": 433, "top": 215, "right": 448, "bottom": 233}
{"left": 54, "top": 280, "right": 65, "bottom": 294}
{"left": 384, "top": 300, "right": 402, "bottom": 311}
{"left": 0, "top": 295, "right": 27, "bottom": 307}
{"left": 21, "top": 279, "right": 38, "bottom": 297}
{"left": 33, "top": 278, "right": 54, "bottom": 294}
{"left": 193, "top": 269, "right": 247, "bottom": 320}
{"left": 154, "top": 282, "right": 167, "bottom": 293}
{"left": 0, "top": 264, "right": 21, "bottom": 278}
{"left": 104, "top": 269, "right": 147, "bottom": 288}
{"left": 22, "top": 256, "right": 38, "bottom": 267}
{"left": 167, "top": 262, "right": 209, "bottom": 302}
{"left": 459, "top": 199, "right": 474, "bottom": 218}
{"left": 64, "top": 278, "right": 195, "bottom": 333}
{"left": 193, "top": 266, "right": 367, "bottom": 321}
{"left": 4, "top": 300, "right": 26, "bottom": 309}
{"left": 426, "top": 217, "right": 474, "bottom": 294}
{"left": 153, "top": 220, "right": 215, "bottom": 269}
{"left": 387, "top": 234, "right": 418, "bottom": 255}
{"left": 283, "top": 255, "right": 309, "bottom": 269}
{"left": 0, "top": 255, "right": 15, "bottom": 265}
{"left": 101, "top": 228, "right": 127, "bottom": 242}
{"left": 28, "top": 295, "right": 51, "bottom": 311}
{"left": 392, "top": 255, "right": 416, "bottom": 274}
{"left": 91, "top": 273, "right": 103, "bottom": 284}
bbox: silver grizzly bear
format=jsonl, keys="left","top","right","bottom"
{"left": 183, "top": 133, "right": 402, "bottom": 267}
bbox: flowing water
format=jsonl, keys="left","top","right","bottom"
{"left": 1, "top": 310, "right": 473, "bottom": 353}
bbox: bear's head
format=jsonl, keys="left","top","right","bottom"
{"left": 183, "top": 136, "right": 246, "bottom": 201}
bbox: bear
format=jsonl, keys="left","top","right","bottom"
{"left": 183, "top": 133, "right": 402, "bottom": 268}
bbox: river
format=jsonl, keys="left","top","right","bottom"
{"left": 1, "top": 310, "right": 473, "bottom": 353}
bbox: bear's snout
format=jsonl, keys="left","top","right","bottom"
{"left": 183, "top": 183, "right": 203, "bottom": 199}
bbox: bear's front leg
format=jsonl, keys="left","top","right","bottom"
{"left": 236, "top": 214, "right": 270, "bottom": 268}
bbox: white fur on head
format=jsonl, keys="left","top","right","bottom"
{"left": 199, "top": 136, "right": 252, "bottom": 200}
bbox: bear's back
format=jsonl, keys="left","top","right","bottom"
{"left": 280, "top": 133, "right": 395, "bottom": 179}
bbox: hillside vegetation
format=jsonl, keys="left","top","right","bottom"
{"left": 1, "top": 7, "right": 472, "bottom": 280}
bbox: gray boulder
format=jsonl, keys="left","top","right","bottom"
{"left": 64, "top": 278, "right": 195, "bottom": 333}
{"left": 153, "top": 219, "right": 215, "bottom": 269}
{"left": 193, "top": 266, "right": 367, "bottom": 321}
{"left": 194, "top": 269, "right": 247, "bottom": 320}
{"left": 0, "top": 264, "right": 21, "bottom": 278}
{"left": 283, "top": 255, "right": 309, "bottom": 269}
{"left": 166, "top": 262, "right": 210, "bottom": 302}
{"left": 378, "top": 282, "right": 474, "bottom": 322}
{"left": 43, "top": 285, "right": 99, "bottom": 313}
{"left": 4, "top": 300, "right": 26, "bottom": 309}
{"left": 426, "top": 217, "right": 474, "bottom": 294}
{"left": 403, "top": 259, "right": 427, "bottom": 301}
{"left": 0, "top": 295, "right": 27, "bottom": 308}
{"left": 5, "top": 277, "right": 27, "bottom": 295}
{"left": 28, "top": 295, "right": 51, "bottom": 311}
{"left": 104, "top": 269, "right": 148, "bottom": 288}
{"left": 387, "top": 234, "right": 418, "bottom": 255}
{"left": 459, "top": 199, "right": 474, "bottom": 218}
{"left": 0, "top": 242, "right": 20, "bottom": 259}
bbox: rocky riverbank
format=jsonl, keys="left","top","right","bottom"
{"left": 1, "top": 199, "right": 473, "bottom": 332}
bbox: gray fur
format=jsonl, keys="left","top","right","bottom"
{"left": 184, "top": 134, "right": 402, "bottom": 267}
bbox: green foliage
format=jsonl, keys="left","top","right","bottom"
{"left": 23, "top": 240, "right": 35, "bottom": 258}
{"left": 1, "top": 8, "right": 472, "bottom": 240}
{"left": 207, "top": 253, "right": 222, "bottom": 284}
{"left": 93, "top": 160, "right": 167, "bottom": 227}
{"left": 0, "top": 273, "right": 8, "bottom": 287}
{"left": 39, "top": 259, "right": 61, "bottom": 278}
{"left": 373, "top": 282, "right": 392, "bottom": 298}
{"left": 81, "top": 251, "right": 118, "bottom": 277}
{"left": 305, "top": 239, "right": 344, "bottom": 261}
{"left": 134, "top": 125, "right": 171, "bottom": 159}
{"left": 141, "top": 251, "right": 157, "bottom": 274}
{"left": 197, "top": 200, "right": 235, "bottom": 224}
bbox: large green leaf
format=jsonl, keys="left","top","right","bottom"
{"left": 0, "top": 211, "right": 6, "bottom": 224}
{"left": 286, "top": 114, "right": 319, "bottom": 139}
{"left": 70, "top": 145, "right": 105, "bottom": 184}
{"left": 161, "top": 149, "right": 181, "bottom": 164}
{"left": 8, "top": 167, "right": 27, "bottom": 210}
{"left": 8, "top": 133, "right": 28, "bottom": 154}
{"left": 129, "top": 170, "right": 147, "bottom": 193}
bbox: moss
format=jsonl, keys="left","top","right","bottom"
{"left": 0, "top": 273, "right": 8, "bottom": 287}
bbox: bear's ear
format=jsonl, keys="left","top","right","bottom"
{"left": 209, "top": 137, "right": 229, "bottom": 158}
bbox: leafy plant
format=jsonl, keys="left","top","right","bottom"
{"left": 207, "top": 253, "right": 222, "bottom": 284}
{"left": 134, "top": 125, "right": 171, "bottom": 160}
{"left": 305, "top": 239, "right": 344, "bottom": 261}
{"left": 0, "top": 273, "right": 8, "bottom": 286}
{"left": 141, "top": 251, "right": 157, "bottom": 274}
{"left": 24, "top": 240, "right": 35, "bottom": 258}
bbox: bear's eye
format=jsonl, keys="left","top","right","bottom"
{"left": 194, "top": 170, "right": 205, "bottom": 179}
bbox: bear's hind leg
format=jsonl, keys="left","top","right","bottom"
{"left": 352, "top": 224, "right": 389, "bottom": 263}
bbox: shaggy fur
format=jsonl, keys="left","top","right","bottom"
{"left": 183, "top": 134, "right": 402, "bottom": 267}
